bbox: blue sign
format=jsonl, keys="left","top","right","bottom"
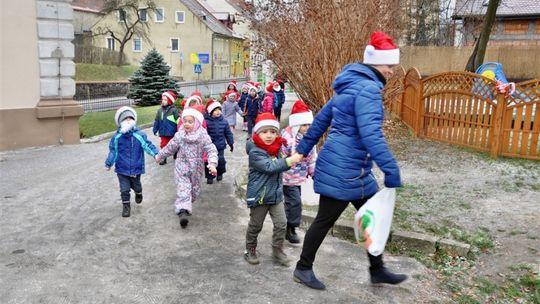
{"left": 198, "top": 53, "right": 210, "bottom": 64}
{"left": 194, "top": 64, "right": 202, "bottom": 74}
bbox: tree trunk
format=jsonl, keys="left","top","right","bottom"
{"left": 117, "top": 44, "right": 125, "bottom": 67}
{"left": 465, "top": 0, "right": 500, "bottom": 72}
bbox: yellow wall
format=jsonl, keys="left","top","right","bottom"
{"left": 0, "top": 1, "right": 40, "bottom": 109}
{"left": 92, "top": 1, "right": 241, "bottom": 81}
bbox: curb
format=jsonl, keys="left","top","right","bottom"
{"left": 81, "top": 123, "right": 153, "bottom": 144}
{"left": 233, "top": 172, "right": 470, "bottom": 257}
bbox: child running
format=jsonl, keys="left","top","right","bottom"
{"left": 244, "top": 113, "right": 303, "bottom": 266}
{"left": 105, "top": 106, "right": 159, "bottom": 217}
{"left": 280, "top": 100, "right": 317, "bottom": 244}
{"left": 153, "top": 91, "right": 179, "bottom": 165}
{"left": 222, "top": 90, "right": 244, "bottom": 133}
{"left": 204, "top": 99, "right": 234, "bottom": 184}
{"left": 156, "top": 108, "right": 218, "bottom": 228}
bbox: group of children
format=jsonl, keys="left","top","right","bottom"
{"left": 105, "top": 85, "right": 316, "bottom": 251}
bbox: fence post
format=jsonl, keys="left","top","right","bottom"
{"left": 414, "top": 80, "right": 423, "bottom": 136}
{"left": 489, "top": 93, "right": 506, "bottom": 158}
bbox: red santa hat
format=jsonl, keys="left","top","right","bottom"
{"left": 289, "top": 100, "right": 313, "bottom": 127}
{"left": 228, "top": 80, "right": 237, "bottom": 89}
{"left": 225, "top": 89, "right": 237, "bottom": 98}
{"left": 363, "top": 32, "right": 400, "bottom": 65}
{"left": 181, "top": 108, "right": 204, "bottom": 125}
{"left": 247, "top": 82, "right": 258, "bottom": 93}
{"left": 185, "top": 91, "right": 203, "bottom": 107}
{"left": 205, "top": 99, "right": 222, "bottom": 114}
{"left": 254, "top": 112, "right": 280, "bottom": 134}
{"left": 162, "top": 91, "right": 176, "bottom": 105}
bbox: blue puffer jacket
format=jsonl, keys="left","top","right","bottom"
{"left": 204, "top": 113, "right": 234, "bottom": 150}
{"left": 239, "top": 92, "right": 248, "bottom": 110}
{"left": 273, "top": 89, "right": 285, "bottom": 109}
{"left": 245, "top": 140, "right": 290, "bottom": 208}
{"left": 296, "top": 63, "right": 401, "bottom": 201}
{"left": 105, "top": 127, "right": 159, "bottom": 176}
{"left": 153, "top": 105, "right": 179, "bottom": 137}
{"left": 244, "top": 95, "right": 262, "bottom": 118}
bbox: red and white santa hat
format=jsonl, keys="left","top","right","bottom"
{"left": 289, "top": 100, "right": 313, "bottom": 127}
{"left": 162, "top": 91, "right": 176, "bottom": 105}
{"left": 254, "top": 112, "right": 280, "bottom": 134}
{"left": 181, "top": 107, "right": 204, "bottom": 125}
{"left": 225, "top": 89, "right": 237, "bottom": 98}
{"left": 185, "top": 91, "right": 203, "bottom": 107}
{"left": 228, "top": 80, "right": 237, "bottom": 89}
{"left": 246, "top": 81, "right": 257, "bottom": 92}
{"left": 363, "top": 32, "right": 400, "bottom": 65}
{"left": 205, "top": 99, "right": 222, "bottom": 114}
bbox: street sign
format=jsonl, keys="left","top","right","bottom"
{"left": 198, "top": 53, "right": 209, "bottom": 64}
{"left": 194, "top": 64, "right": 202, "bottom": 74}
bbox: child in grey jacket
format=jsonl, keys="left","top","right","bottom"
{"left": 244, "top": 113, "right": 302, "bottom": 266}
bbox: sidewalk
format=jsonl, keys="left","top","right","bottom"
{"left": 0, "top": 106, "right": 448, "bottom": 303}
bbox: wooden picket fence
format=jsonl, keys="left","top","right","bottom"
{"left": 384, "top": 67, "right": 540, "bottom": 160}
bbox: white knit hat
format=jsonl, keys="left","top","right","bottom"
{"left": 114, "top": 106, "right": 137, "bottom": 127}
{"left": 181, "top": 108, "right": 204, "bottom": 125}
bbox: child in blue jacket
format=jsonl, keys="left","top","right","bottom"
{"left": 243, "top": 113, "right": 302, "bottom": 266}
{"left": 153, "top": 91, "right": 179, "bottom": 165}
{"left": 105, "top": 106, "right": 159, "bottom": 217}
{"left": 203, "top": 99, "right": 234, "bottom": 184}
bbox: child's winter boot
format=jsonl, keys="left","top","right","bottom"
{"left": 159, "top": 157, "right": 167, "bottom": 165}
{"left": 122, "top": 202, "right": 131, "bottom": 217}
{"left": 135, "top": 192, "right": 143, "bottom": 204}
{"left": 178, "top": 209, "right": 189, "bottom": 228}
{"left": 286, "top": 224, "right": 300, "bottom": 244}
{"left": 216, "top": 174, "right": 223, "bottom": 182}
{"left": 244, "top": 245, "right": 259, "bottom": 265}
{"left": 272, "top": 244, "right": 291, "bottom": 266}
{"left": 206, "top": 178, "right": 213, "bottom": 184}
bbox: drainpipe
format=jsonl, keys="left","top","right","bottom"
{"left": 211, "top": 33, "right": 215, "bottom": 80}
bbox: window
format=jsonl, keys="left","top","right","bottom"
{"left": 139, "top": 8, "right": 148, "bottom": 22}
{"left": 133, "top": 37, "right": 142, "bottom": 52}
{"left": 170, "top": 38, "right": 179, "bottom": 52}
{"left": 175, "top": 11, "right": 185, "bottom": 23}
{"left": 155, "top": 7, "right": 164, "bottom": 22}
{"left": 107, "top": 37, "right": 115, "bottom": 50}
{"left": 117, "top": 9, "right": 126, "bottom": 22}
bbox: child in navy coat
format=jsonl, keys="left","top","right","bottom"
{"left": 204, "top": 99, "right": 234, "bottom": 184}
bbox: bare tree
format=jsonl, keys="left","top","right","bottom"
{"left": 465, "top": 0, "right": 501, "bottom": 72}
{"left": 246, "top": 0, "right": 403, "bottom": 111}
{"left": 94, "top": 0, "right": 156, "bottom": 66}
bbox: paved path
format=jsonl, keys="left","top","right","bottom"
{"left": 0, "top": 103, "right": 448, "bottom": 303}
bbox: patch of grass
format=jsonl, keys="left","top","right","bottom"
{"left": 475, "top": 277, "right": 498, "bottom": 295}
{"left": 508, "top": 230, "right": 526, "bottom": 236}
{"left": 420, "top": 221, "right": 494, "bottom": 252}
{"left": 79, "top": 105, "right": 159, "bottom": 138}
{"left": 76, "top": 63, "right": 138, "bottom": 81}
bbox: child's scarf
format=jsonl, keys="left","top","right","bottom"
{"left": 252, "top": 133, "right": 287, "bottom": 157}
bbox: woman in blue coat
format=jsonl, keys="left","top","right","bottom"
{"left": 292, "top": 32, "right": 407, "bottom": 290}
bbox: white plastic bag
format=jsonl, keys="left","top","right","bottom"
{"left": 353, "top": 188, "right": 396, "bottom": 256}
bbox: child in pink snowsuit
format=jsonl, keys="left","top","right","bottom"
{"left": 156, "top": 108, "right": 218, "bottom": 228}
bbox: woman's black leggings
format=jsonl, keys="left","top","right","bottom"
{"left": 296, "top": 194, "right": 384, "bottom": 272}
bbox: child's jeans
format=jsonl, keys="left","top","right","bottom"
{"left": 117, "top": 174, "right": 142, "bottom": 202}
{"left": 283, "top": 185, "right": 302, "bottom": 227}
{"left": 246, "top": 203, "right": 286, "bottom": 247}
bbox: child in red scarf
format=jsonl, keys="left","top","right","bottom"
{"left": 244, "top": 113, "right": 303, "bottom": 266}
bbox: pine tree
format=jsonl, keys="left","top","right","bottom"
{"left": 127, "top": 49, "right": 178, "bottom": 106}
